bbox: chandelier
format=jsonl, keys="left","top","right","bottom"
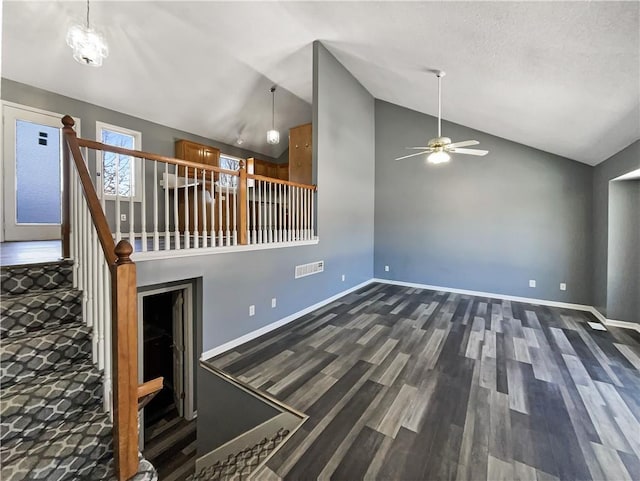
{"left": 266, "top": 86, "right": 280, "bottom": 145}
{"left": 66, "top": 0, "right": 109, "bottom": 67}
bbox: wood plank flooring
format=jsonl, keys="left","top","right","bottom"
{"left": 206, "top": 283, "right": 640, "bottom": 481}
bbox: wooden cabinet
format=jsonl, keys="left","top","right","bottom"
{"left": 277, "top": 163, "right": 289, "bottom": 181}
{"left": 289, "top": 123, "right": 312, "bottom": 185}
{"left": 247, "top": 157, "right": 287, "bottom": 181}
{"left": 174, "top": 140, "right": 224, "bottom": 233}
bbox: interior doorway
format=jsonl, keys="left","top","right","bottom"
{"left": 138, "top": 282, "right": 195, "bottom": 450}
{"left": 2, "top": 104, "right": 80, "bottom": 241}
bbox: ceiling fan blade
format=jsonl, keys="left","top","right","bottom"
{"left": 395, "top": 150, "right": 430, "bottom": 161}
{"left": 449, "top": 148, "right": 489, "bottom": 156}
{"left": 407, "top": 147, "right": 432, "bottom": 150}
{"left": 448, "top": 140, "right": 479, "bottom": 148}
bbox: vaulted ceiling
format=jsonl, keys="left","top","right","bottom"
{"left": 3, "top": 1, "right": 638, "bottom": 164}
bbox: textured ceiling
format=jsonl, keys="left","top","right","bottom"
{"left": 2, "top": 1, "right": 639, "bottom": 164}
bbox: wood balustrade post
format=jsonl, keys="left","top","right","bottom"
{"left": 111, "top": 240, "right": 139, "bottom": 481}
{"left": 238, "top": 161, "right": 248, "bottom": 245}
{"left": 61, "top": 116, "right": 75, "bottom": 259}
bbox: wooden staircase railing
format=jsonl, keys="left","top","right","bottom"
{"left": 61, "top": 116, "right": 163, "bottom": 481}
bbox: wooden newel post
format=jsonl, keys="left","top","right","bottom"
{"left": 61, "top": 115, "right": 75, "bottom": 259}
{"left": 238, "top": 160, "right": 248, "bottom": 245}
{"left": 111, "top": 240, "right": 139, "bottom": 481}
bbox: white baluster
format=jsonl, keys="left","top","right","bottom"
{"left": 217, "top": 176, "right": 223, "bottom": 246}
{"left": 129, "top": 159, "right": 135, "bottom": 247}
{"left": 210, "top": 170, "right": 220, "bottom": 247}
{"left": 141, "top": 158, "right": 147, "bottom": 252}
{"left": 232, "top": 176, "right": 237, "bottom": 246}
{"left": 193, "top": 168, "right": 199, "bottom": 247}
{"left": 103, "top": 257, "right": 112, "bottom": 413}
{"left": 251, "top": 181, "right": 257, "bottom": 244}
{"left": 257, "top": 180, "right": 262, "bottom": 244}
{"left": 262, "top": 181, "right": 268, "bottom": 243}
{"left": 201, "top": 169, "right": 207, "bottom": 248}
{"left": 287, "top": 185, "right": 292, "bottom": 242}
{"left": 165, "top": 162, "right": 170, "bottom": 250}
{"left": 184, "top": 166, "right": 190, "bottom": 249}
{"left": 115, "top": 153, "right": 121, "bottom": 243}
{"left": 225, "top": 182, "right": 230, "bottom": 246}
{"left": 97, "top": 246, "right": 105, "bottom": 373}
{"left": 174, "top": 165, "right": 181, "bottom": 249}
{"left": 153, "top": 161, "right": 159, "bottom": 251}
{"left": 311, "top": 188, "right": 315, "bottom": 238}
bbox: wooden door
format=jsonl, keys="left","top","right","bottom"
{"left": 289, "top": 123, "right": 312, "bottom": 184}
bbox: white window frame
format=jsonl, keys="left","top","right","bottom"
{"left": 218, "top": 153, "right": 242, "bottom": 189}
{"left": 96, "top": 121, "right": 143, "bottom": 202}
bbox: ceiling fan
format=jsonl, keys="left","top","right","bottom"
{"left": 395, "top": 71, "right": 488, "bottom": 164}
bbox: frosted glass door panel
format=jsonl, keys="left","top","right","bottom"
{"left": 15, "top": 120, "right": 61, "bottom": 224}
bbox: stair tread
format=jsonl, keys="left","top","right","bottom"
{"left": 2, "top": 357, "right": 98, "bottom": 397}
{"left": 1, "top": 286, "right": 81, "bottom": 301}
{"left": 1, "top": 406, "right": 111, "bottom": 461}
{"left": 1, "top": 319, "right": 88, "bottom": 345}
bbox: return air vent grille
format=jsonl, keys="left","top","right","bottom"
{"left": 295, "top": 261, "right": 324, "bottom": 279}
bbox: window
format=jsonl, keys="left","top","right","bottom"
{"left": 96, "top": 122, "right": 142, "bottom": 201}
{"left": 218, "top": 154, "right": 241, "bottom": 188}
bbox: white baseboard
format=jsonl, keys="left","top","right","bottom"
{"left": 202, "top": 277, "right": 639, "bottom": 361}
{"left": 375, "top": 278, "right": 640, "bottom": 333}
{"left": 200, "top": 279, "right": 374, "bottom": 360}
{"left": 373, "top": 278, "right": 595, "bottom": 311}
{"left": 603, "top": 318, "right": 640, "bottom": 333}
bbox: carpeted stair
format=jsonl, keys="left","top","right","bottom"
{"left": 0, "top": 259, "right": 157, "bottom": 481}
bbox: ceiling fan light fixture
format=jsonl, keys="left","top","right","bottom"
{"left": 66, "top": 0, "right": 108, "bottom": 67}
{"left": 427, "top": 150, "right": 451, "bottom": 164}
{"left": 266, "top": 86, "right": 280, "bottom": 145}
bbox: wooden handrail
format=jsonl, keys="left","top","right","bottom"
{"left": 62, "top": 116, "right": 117, "bottom": 265}
{"left": 62, "top": 116, "right": 158, "bottom": 481}
{"left": 246, "top": 173, "right": 318, "bottom": 191}
{"left": 77, "top": 138, "right": 239, "bottom": 177}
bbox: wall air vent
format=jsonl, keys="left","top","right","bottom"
{"left": 295, "top": 261, "right": 324, "bottom": 279}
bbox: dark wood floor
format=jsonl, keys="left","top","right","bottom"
{"left": 143, "top": 406, "right": 196, "bottom": 481}
{"left": 207, "top": 283, "right": 640, "bottom": 481}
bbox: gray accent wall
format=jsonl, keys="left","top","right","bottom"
{"left": 592, "top": 140, "right": 640, "bottom": 315}
{"left": 607, "top": 180, "right": 640, "bottom": 323}
{"left": 374, "top": 100, "right": 593, "bottom": 304}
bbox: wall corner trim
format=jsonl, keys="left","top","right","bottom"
{"left": 200, "top": 279, "right": 375, "bottom": 361}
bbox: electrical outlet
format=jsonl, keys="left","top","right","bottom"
{"left": 385, "top": 265, "right": 390, "bottom": 272}
{"left": 341, "top": 274, "right": 345, "bottom": 282}
{"left": 271, "top": 298, "right": 277, "bottom": 308}
{"left": 120, "top": 214, "right": 127, "bottom": 222}
{"left": 529, "top": 280, "right": 536, "bottom": 288}
{"left": 560, "top": 283, "right": 567, "bottom": 291}
{"left": 249, "top": 305, "right": 255, "bottom": 316}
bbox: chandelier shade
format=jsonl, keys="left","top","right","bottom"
{"left": 66, "top": 0, "right": 108, "bottom": 67}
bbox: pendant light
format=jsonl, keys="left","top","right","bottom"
{"left": 66, "top": 0, "right": 109, "bottom": 67}
{"left": 266, "top": 86, "right": 280, "bottom": 145}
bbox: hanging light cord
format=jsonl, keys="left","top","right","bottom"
{"left": 271, "top": 87, "right": 276, "bottom": 130}
{"left": 86, "top": 0, "right": 90, "bottom": 28}
{"left": 437, "top": 74, "right": 442, "bottom": 138}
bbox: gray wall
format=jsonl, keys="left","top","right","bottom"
{"left": 134, "top": 41, "right": 374, "bottom": 355}
{"left": 374, "top": 100, "right": 593, "bottom": 304}
{"left": 197, "top": 365, "right": 280, "bottom": 456}
{"left": 607, "top": 180, "right": 640, "bottom": 323}
{"left": 592, "top": 140, "right": 640, "bottom": 315}
{"left": 2, "top": 79, "right": 277, "bottom": 233}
